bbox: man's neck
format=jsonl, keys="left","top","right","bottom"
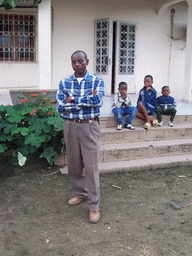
{"left": 75, "top": 70, "right": 87, "bottom": 78}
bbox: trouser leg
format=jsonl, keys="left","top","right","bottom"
{"left": 63, "top": 120, "right": 88, "bottom": 198}
{"left": 112, "top": 108, "right": 123, "bottom": 124}
{"left": 156, "top": 108, "right": 163, "bottom": 122}
{"left": 78, "top": 121, "right": 101, "bottom": 211}
{"left": 124, "top": 107, "right": 138, "bottom": 125}
{"left": 165, "top": 108, "right": 177, "bottom": 122}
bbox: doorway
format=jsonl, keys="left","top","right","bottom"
{"left": 94, "top": 18, "right": 136, "bottom": 96}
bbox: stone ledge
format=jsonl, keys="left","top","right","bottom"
{"left": 9, "top": 89, "right": 57, "bottom": 105}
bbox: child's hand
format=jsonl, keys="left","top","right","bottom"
{"left": 121, "top": 92, "right": 126, "bottom": 100}
{"left": 146, "top": 87, "right": 153, "bottom": 91}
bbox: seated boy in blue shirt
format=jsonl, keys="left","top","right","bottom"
{"left": 112, "top": 81, "right": 137, "bottom": 130}
{"left": 136, "top": 75, "right": 158, "bottom": 130}
{"left": 156, "top": 86, "right": 177, "bottom": 127}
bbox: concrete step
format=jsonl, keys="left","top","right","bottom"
{"left": 99, "top": 138, "right": 192, "bottom": 163}
{"left": 100, "top": 115, "right": 192, "bottom": 128}
{"left": 98, "top": 154, "right": 192, "bottom": 173}
{"left": 55, "top": 123, "right": 192, "bottom": 168}
{"left": 60, "top": 154, "right": 192, "bottom": 174}
{"left": 101, "top": 123, "right": 192, "bottom": 144}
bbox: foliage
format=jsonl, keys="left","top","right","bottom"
{"left": 0, "top": 0, "right": 42, "bottom": 10}
{"left": 0, "top": 91, "right": 65, "bottom": 166}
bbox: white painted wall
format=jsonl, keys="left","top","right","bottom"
{"left": 0, "top": 8, "right": 39, "bottom": 90}
{"left": 51, "top": 0, "right": 187, "bottom": 99}
{"left": 0, "top": 0, "right": 188, "bottom": 100}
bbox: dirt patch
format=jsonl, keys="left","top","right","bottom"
{"left": 0, "top": 165, "right": 192, "bottom": 255}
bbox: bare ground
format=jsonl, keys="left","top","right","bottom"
{"left": 0, "top": 164, "right": 192, "bottom": 256}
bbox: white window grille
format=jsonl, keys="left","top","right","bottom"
{"left": 0, "top": 13, "right": 36, "bottom": 62}
{"left": 94, "top": 19, "right": 110, "bottom": 74}
{"left": 118, "top": 23, "right": 135, "bottom": 74}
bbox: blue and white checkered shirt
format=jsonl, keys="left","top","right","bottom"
{"left": 57, "top": 71, "right": 104, "bottom": 120}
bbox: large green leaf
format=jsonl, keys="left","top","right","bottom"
{"left": 29, "top": 119, "right": 50, "bottom": 135}
{"left": 0, "top": 0, "right": 42, "bottom": 9}
{"left": 33, "top": 0, "right": 42, "bottom": 5}
{"left": 0, "top": 143, "right": 8, "bottom": 153}
{"left": 21, "top": 106, "right": 34, "bottom": 115}
{"left": 0, "top": 133, "right": 14, "bottom": 142}
{"left": 0, "top": 120, "right": 10, "bottom": 129}
{"left": 25, "top": 133, "right": 46, "bottom": 148}
{"left": 7, "top": 0, "right": 17, "bottom": 8}
{"left": 7, "top": 108, "right": 23, "bottom": 123}
{"left": 13, "top": 127, "right": 30, "bottom": 136}
{"left": 40, "top": 147, "right": 57, "bottom": 165}
{"left": 47, "top": 117, "right": 64, "bottom": 131}
{"left": 4, "top": 123, "right": 18, "bottom": 135}
{"left": 19, "top": 145, "right": 36, "bottom": 155}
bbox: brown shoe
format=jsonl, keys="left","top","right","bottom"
{"left": 68, "top": 196, "right": 87, "bottom": 206}
{"left": 89, "top": 210, "right": 100, "bottom": 224}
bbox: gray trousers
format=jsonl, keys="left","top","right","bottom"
{"left": 63, "top": 119, "right": 101, "bottom": 211}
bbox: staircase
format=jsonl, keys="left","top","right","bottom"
{"left": 57, "top": 114, "right": 192, "bottom": 174}
{"left": 99, "top": 115, "right": 192, "bottom": 172}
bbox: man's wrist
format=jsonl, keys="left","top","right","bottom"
{"left": 71, "top": 96, "right": 75, "bottom": 103}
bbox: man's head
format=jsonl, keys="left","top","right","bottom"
{"left": 161, "top": 86, "right": 170, "bottom": 97}
{"left": 144, "top": 75, "right": 153, "bottom": 88}
{"left": 71, "top": 50, "right": 89, "bottom": 78}
{"left": 118, "top": 82, "right": 127, "bottom": 95}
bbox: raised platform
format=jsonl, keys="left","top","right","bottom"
{"left": 1, "top": 89, "right": 192, "bottom": 116}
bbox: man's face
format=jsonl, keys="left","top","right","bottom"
{"left": 162, "top": 87, "right": 170, "bottom": 97}
{"left": 71, "top": 52, "right": 89, "bottom": 78}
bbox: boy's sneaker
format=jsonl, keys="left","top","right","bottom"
{"left": 124, "top": 124, "right": 135, "bottom": 130}
{"left": 169, "top": 121, "right": 174, "bottom": 127}
{"left": 117, "top": 124, "right": 122, "bottom": 130}
{"left": 158, "top": 121, "right": 163, "bottom": 126}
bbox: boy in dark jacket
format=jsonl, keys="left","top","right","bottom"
{"left": 136, "top": 75, "right": 158, "bottom": 130}
{"left": 156, "top": 86, "right": 177, "bottom": 127}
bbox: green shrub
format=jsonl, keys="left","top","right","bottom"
{"left": 0, "top": 91, "right": 65, "bottom": 166}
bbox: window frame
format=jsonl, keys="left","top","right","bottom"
{"left": 0, "top": 10, "right": 37, "bottom": 63}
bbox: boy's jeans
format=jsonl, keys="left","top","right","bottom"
{"left": 156, "top": 108, "right": 177, "bottom": 122}
{"left": 112, "top": 107, "right": 138, "bottom": 126}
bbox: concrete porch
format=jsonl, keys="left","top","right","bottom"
{"left": 1, "top": 89, "right": 192, "bottom": 116}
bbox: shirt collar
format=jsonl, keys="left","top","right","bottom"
{"left": 163, "top": 95, "right": 169, "bottom": 99}
{"left": 72, "top": 71, "right": 90, "bottom": 81}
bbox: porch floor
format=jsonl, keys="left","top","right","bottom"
{"left": 1, "top": 92, "right": 192, "bottom": 116}
{"left": 100, "top": 94, "right": 192, "bottom": 117}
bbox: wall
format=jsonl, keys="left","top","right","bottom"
{"left": 166, "top": 1, "right": 188, "bottom": 98}
{"left": 0, "top": 0, "right": 188, "bottom": 99}
{"left": 51, "top": 0, "right": 188, "bottom": 99}
{"left": 0, "top": 8, "right": 39, "bottom": 90}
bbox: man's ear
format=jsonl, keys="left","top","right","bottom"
{"left": 86, "top": 59, "right": 89, "bottom": 65}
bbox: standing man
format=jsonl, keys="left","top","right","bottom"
{"left": 57, "top": 50, "right": 104, "bottom": 224}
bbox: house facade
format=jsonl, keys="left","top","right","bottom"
{"left": 0, "top": 0, "right": 191, "bottom": 103}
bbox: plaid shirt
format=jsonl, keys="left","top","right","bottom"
{"left": 112, "top": 92, "right": 132, "bottom": 110}
{"left": 57, "top": 71, "right": 104, "bottom": 119}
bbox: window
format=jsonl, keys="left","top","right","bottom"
{"left": 0, "top": 13, "right": 36, "bottom": 62}
{"left": 118, "top": 23, "right": 135, "bottom": 74}
{"left": 95, "top": 19, "right": 110, "bottom": 74}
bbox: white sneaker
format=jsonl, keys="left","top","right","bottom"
{"left": 158, "top": 121, "right": 163, "bottom": 126}
{"left": 169, "top": 121, "right": 174, "bottom": 127}
{"left": 117, "top": 124, "right": 122, "bottom": 130}
{"left": 125, "top": 124, "right": 135, "bottom": 130}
